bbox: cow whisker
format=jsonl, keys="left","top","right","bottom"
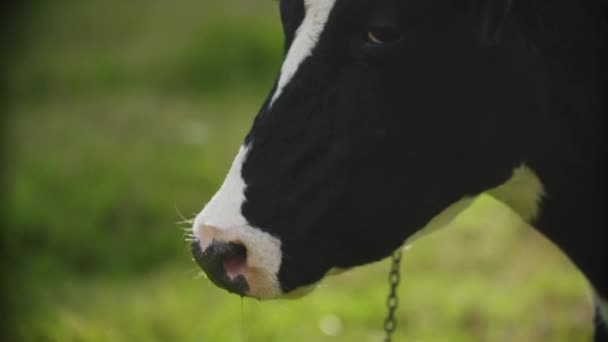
{"left": 174, "top": 204, "right": 196, "bottom": 226}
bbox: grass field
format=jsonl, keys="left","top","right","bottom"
{"left": 4, "top": 1, "right": 594, "bottom": 341}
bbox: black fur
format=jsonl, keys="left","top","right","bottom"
{"left": 595, "top": 304, "right": 608, "bottom": 342}
{"left": 231, "top": 0, "right": 606, "bottom": 335}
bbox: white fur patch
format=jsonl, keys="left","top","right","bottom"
{"left": 193, "top": 145, "right": 282, "bottom": 298}
{"left": 197, "top": 146, "right": 249, "bottom": 230}
{"left": 269, "top": 0, "right": 337, "bottom": 107}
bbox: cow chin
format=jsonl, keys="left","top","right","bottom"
{"left": 281, "top": 283, "right": 319, "bottom": 299}
{"left": 275, "top": 268, "right": 348, "bottom": 300}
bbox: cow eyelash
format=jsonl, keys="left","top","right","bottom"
{"left": 366, "top": 28, "right": 402, "bottom": 46}
{"left": 367, "top": 31, "right": 384, "bottom": 44}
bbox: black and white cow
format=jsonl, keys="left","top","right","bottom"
{"left": 191, "top": 0, "right": 607, "bottom": 339}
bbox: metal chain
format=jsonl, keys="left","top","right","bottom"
{"left": 383, "top": 248, "right": 403, "bottom": 342}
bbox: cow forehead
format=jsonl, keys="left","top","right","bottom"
{"left": 270, "top": 0, "right": 337, "bottom": 108}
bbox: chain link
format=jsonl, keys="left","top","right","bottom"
{"left": 383, "top": 248, "right": 403, "bottom": 342}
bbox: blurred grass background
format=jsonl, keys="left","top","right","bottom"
{"left": 1, "top": 0, "right": 595, "bottom": 341}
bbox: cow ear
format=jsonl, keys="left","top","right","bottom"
{"left": 476, "top": 0, "right": 513, "bottom": 45}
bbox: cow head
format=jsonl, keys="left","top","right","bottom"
{"left": 192, "top": 0, "right": 536, "bottom": 299}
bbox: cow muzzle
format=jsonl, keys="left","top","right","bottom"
{"left": 191, "top": 223, "right": 283, "bottom": 299}
{"left": 192, "top": 239, "right": 249, "bottom": 296}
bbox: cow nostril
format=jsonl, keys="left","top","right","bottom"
{"left": 191, "top": 239, "right": 249, "bottom": 295}
{"left": 222, "top": 243, "right": 247, "bottom": 280}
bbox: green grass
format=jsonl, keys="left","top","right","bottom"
{"left": 4, "top": 0, "right": 595, "bottom": 341}
{"left": 13, "top": 197, "right": 593, "bottom": 341}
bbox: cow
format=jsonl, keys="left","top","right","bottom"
{"left": 190, "top": 0, "right": 607, "bottom": 339}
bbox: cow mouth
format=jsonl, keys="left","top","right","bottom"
{"left": 191, "top": 240, "right": 250, "bottom": 296}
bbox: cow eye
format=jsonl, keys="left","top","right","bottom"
{"left": 366, "top": 27, "right": 402, "bottom": 46}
